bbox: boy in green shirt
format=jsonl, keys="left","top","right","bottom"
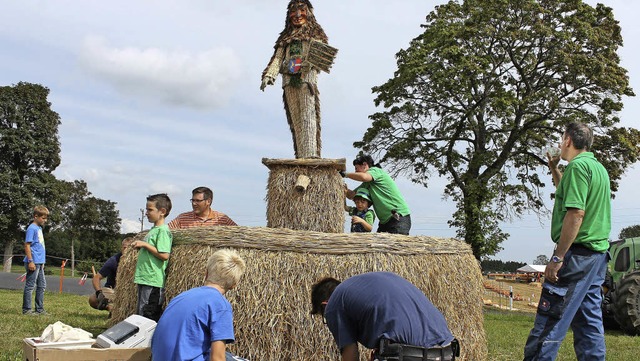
{"left": 345, "top": 188, "right": 376, "bottom": 232}
{"left": 132, "top": 193, "right": 172, "bottom": 321}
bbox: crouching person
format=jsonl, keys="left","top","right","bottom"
{"left": 311, "top": 272, "right": 460, "bottom": 361}
{"left": 89, "top": 237, "right": 133, "bottom": 312}
{"left": 151, "top": 249, "right": 249, "bottom": 361}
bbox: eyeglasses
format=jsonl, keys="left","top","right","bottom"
{"left": 190, "top": 199, "right": 207, "bottom": 203}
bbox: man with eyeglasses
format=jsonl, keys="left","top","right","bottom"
{"left": 167, "top": 186, "right": 237, "bottom": 229}
{"left": 311, "top": 272, "right": 459, "bottom": 361}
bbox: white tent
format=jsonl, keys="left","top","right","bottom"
{"left": 516, "top": 264, "right": 546, "bottom": 273}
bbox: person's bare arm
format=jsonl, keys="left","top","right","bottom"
{"left": 351, "top": 216, "right": 373, "bottom": 232}
{"left": 92, "top": 273, "right": 104, "bottom": 291}
{"left": 345, "top": 172, "right": 373, "bottom": 183}
{"left": 547, "top": 153, "right": 562, "bottom": 187}
{"left": 24, "top": 243, "right": 35, "bottom": 271}
{"left": 210, "top": 341, "right": 226, "bottom": 361}
{"left": 132, "top": 241, "right": 169, "bottom": 261}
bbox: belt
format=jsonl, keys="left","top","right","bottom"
{"left": 376, "top": 338, "right": 459, "bottom": 361}
{"left": 569, "top": 243, "right": 603, "bottom": 256}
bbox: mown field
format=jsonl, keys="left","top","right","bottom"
{"left": 0, "top": 289, "right": 637, "bottom": 360}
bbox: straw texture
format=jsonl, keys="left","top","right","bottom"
{"left": 263, "top": 158, "right": 346, "bottom": 233}
{"left": 112, "top": 226, "right": 487, "bottom": 361}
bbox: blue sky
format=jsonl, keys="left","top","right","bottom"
{"left": 1, "top": 0, "right": 639, "bottom": 263}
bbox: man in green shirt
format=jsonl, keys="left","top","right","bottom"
{"left": 342, "top": 155, "right": 411, "bottom": 235}
{"left": 524, "top": 123, "right": 610, "bottom": 361}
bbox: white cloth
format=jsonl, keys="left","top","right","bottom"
{"left": 40, "top": 321, "right": 93, "bottom": 342}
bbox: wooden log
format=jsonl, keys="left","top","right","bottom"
{"left": 295, "top": 174, "right": 311, "bottom": 192}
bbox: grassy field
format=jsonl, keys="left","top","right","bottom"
{"left": 1, "top": 289, "right": 638, "bottom": 360}
{"left": 484, "top": 309, "right": 638, "bottom": 360}
{"left": 0, "top": 289, "right": 109, "bottom": 361}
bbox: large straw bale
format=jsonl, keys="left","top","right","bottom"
{"left": 263, "top": 158, "right": 346, "bottom": 233}
{"left": 113, "top": 226, "right": 486, "bottom": 361}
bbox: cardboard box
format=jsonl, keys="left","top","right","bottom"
{"left": 23, "top": 338, "right": 151, "bottom": 361}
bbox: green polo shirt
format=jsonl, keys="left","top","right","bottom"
{"left": 551, "top": 152, "right": 610, "bottom": 252}
{"left": 355, "top": 167, "right": 410, "bottom": 224}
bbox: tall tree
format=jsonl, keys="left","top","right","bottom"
{"left": 356, "top": 0, "right": 639, "bottom": 259}
{"left": 618, "top": 225, "right": 640, "bottom": 240}
{"left": 0, "top": 82, "right": 61, "bottom": 271}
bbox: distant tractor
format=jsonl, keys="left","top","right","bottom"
{"left": 602, "top": 237, "right": 640, "bottom": 335}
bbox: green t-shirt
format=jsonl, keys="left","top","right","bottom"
{"left": 355, "top": 167, "right": 410, "bottom": 224}
{"left": 551, "top": 152, "right": 611, "bottom": 252}
{"left": 134, "top": 224, "right": 173, "bottom": 288}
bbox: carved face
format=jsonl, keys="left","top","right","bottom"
{"left": 289, "top": 3, "right": 308, "bottom": 27}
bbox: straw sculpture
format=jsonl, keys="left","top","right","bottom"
{"left": 263, "top": 158, "right": 346, "bottom": 233}
{"left": 112, "top": 226, "right": 487, "bottom": 361}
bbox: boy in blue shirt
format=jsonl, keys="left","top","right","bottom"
{"left": 345, "top": 188, "right": 375, "bottom": 232}
{"left": 22, "top": 205, "right": 49, "bottom": 315}
{"left": 132, "top": 193, "right": 172, "bottom": 322}
{"left": 151, "top": 249, "right": 248, "bottom": 361}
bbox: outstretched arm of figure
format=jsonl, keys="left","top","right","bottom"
{"left": 260, "top": 46, "right": 285, "bottom": 91}
{"left": 260, "top": 75, "right": 276, "bottom": 91}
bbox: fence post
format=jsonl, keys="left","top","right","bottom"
{"left": 59, "top": 259, "right": 67, "bottom": 294}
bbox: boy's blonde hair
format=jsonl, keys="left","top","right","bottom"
{"left": 206, "top": 249, "right": 246, "bottom": 291}
{"left": 33, "top": 205, "right": 49, "bottom": 217}
{"left": 122, "top": 237, "right": 134, "bottom": 247}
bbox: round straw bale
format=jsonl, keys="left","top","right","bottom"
{"left": 112, "top": 226, "right": 486, "bottom": 361}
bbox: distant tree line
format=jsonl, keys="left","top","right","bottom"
{"left": 480, "top": 259, "right": 526, "bottom": 273}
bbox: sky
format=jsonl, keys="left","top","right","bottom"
{"left": 1, "top": 0, "right": 639, "bottom": 263}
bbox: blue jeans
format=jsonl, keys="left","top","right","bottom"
{"left": 523, "top": 246, "right": 608, "bottom": 361}
{"left": 136, "top": 284, "right": 165, "bottom": 322}
{"left": 23, "top": 263, "right": 46, "bottom": 314}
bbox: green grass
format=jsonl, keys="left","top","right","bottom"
{"left": 0, "top": 289, "right": 109, "bottom": 361}
{"left": 1, "top": 290, "right": 638, "bottom": 360}
{"left": 484, "top": 308, "right": 639, "bottom": 360}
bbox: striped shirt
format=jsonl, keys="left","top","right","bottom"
{"left": 167, "top": 209, "right": 237, "bottom": 229}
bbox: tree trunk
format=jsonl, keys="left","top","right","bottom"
{"left": 3, "top": 241, "right": 15, "bottom": 272}
{"left": 462, "top": 190, "right": 485, "bottom": 260}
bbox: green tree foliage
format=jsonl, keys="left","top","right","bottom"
{"left": 44, "top": 180, "right": 121, "bottom": 264}
{"left": 0, "top": 82, "right": 61, "bottom": 266}
{"left": 1, "top": 82, "right": 122, "bottom": 270}
{"left": 355, "top": 0, "right": 639, "bottom": 259}
{"left": 533, "top": 254, "right": 549, "bottom": 265}
{"left": 619, "top": 225, "right": 640, "bottom": 240}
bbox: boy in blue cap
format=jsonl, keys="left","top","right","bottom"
{"left": 345, "top": 188, "right": 375, "bottom": 232}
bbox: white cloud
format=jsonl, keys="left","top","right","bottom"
{"left": 79, "top": 36, "right": 241, "bottom": 109}
{"left": 149, "top": 182, "right": 182, "bottom": 196}
{"left": 121, "top": 218, "right": 143, "bottom": 234}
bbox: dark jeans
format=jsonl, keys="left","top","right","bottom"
{"left": 378, "top": 214, "right": 411, "bottom": 235}
{"left": 23, "top": 263, "right": 46, "bottom": 314}
{"left": 136, "top": 284, "right": 165, "bottom": 322}
{"left": 523, "top": 246, "right": 608, "bottom": 361}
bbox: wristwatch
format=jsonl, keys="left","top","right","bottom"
{"left": 27, "top": 259, "right": 33, "bottom": 263}
{"left": 551, "top": 255, "right": 564, "bottom": 263}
